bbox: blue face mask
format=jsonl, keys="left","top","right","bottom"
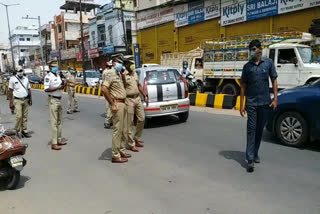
{"left": 115, "top": 63, "right": 123, "bottom": 72}
{"left": 52, "top": 67, "right": 58, "bottom": 74}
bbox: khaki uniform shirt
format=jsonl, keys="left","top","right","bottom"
{"left": 124, "top": 71, "right": 139, "bottom": 96}
{"left": 102, "top": 69, "right": 126, "bottom": 100}
{"left": 66, "top": 73, "right": 76, "bottom": 89}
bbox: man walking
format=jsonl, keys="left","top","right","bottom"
{"left": 8, "top": 66, "right": 32, "bottom": 138}
{"left": 66, "top": 68, "right": 80, "bottom": 114}
{"left": 240, "top": 39, "right": 278, "bottom": 173}
{"left": 123, "top": 61, "right": 147, "bottom": 152}
{"left": 101, "top": 60, "right": 131, "bottom": 163}
{"left": 44, "top": 64, "right": 67, "bottom": 150}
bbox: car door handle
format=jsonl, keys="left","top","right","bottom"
{"left": 277, "top": 65, "right": 281, "bottom": 68}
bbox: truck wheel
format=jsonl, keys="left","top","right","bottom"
{"left": 275, "top": 112, "right": 308, "bottom": 148}
{"left": 221, "top": 83, "right": 239, "bottom": 95}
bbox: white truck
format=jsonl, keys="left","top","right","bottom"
{"left": 162, "top": 32, "right": 320, "bottom": 95}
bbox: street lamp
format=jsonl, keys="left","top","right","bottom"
{"left": 22, "top": 15, "right": 46, "bottom": 72}
{"left": 0, "top": 2, "right": 19, "bottom": 72}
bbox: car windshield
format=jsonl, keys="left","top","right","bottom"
{"left": 146, "top": 69, "right": 181, "bottom": 85}
{"left": 86, "top": 72, "right": 100, "bottom": 78}
{"left": 311, "top": 79, "right": 320, "bottom": 87}
{"left": 297, "top": 47, "right": 313, "bottom": 63}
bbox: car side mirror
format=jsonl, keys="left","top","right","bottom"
{"left": 293, "top": 57, "right": 298, "bottom": 66}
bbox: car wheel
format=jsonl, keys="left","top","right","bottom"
{"left": 178, "top": 112, "right": 189, "bottom": 122}
{"left": 275, "top": 112, "right": 308, "bottom": 147}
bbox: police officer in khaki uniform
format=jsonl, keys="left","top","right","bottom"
{"left": 102, "top": 61, "right": 113, "bottom": 128}
{"left": 123, "top": 61, "right": 147, "bottom": 151}
{"left": 66, "top": 68, "right": 80, "bottom": 114}
{"left": 44, "top": 63, "right": 67, "bottom": 150}
{"left": 8, "top": 66, "right": 32, "bottom": 138}
{"left": 101, "top": 60, "right": 131, "bottom": 163}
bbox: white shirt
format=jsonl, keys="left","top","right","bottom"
{"left": 9, "top": 75, "right": 30, "bottom": 98}
{"left": 44, "top": 72, "right": 63, "bottom": 97}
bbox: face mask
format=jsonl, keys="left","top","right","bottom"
{"left": 115, "top": 63, "right": 123, "bottom": 72}
{"left": 52, "top": 67, "right": 58, "bottom": 74}
{"left": 17, "top": 71, "right": 24, "bottom": 77}
{"left": 249, "top": 50, "right": 258, "bottom": 60}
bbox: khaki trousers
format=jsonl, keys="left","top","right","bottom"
{"left": 111, "top": 102, "right": 127, "bottom": 158}
{"left": 67, "top": 88, "right": 78, "bottom": 112}
{"left": 14, "top": 99, "right": 29, "bottom": 133}
{"left": 105, "top": 102, "right": 113, "bottom": 125}
{"left": 126, "top": 97, "right": 145, "bottom": 147}
{"left": 49, "top": 97, "right": 62, "bottom": 145}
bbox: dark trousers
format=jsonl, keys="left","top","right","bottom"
{"left": 246, "top": 105, "right": 269, "bottom": 161}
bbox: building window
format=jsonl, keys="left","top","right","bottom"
{"left": 133, "top": 0, "right": 137, "bottom": 7}
{"left": 33, "top": 35, "right": 38, "bottom": 37}
{"left": 91, "top": 31, "right": 96, "bottom": 47}
{"left": 65, "top": 23, "right": 68, "bottom": 31}
{"left": 19, "top": 38, "right": 25, "bottom": 41}
{"left": 126, "top": 21, "right": 132, "bottom": 45}
{"left": 108, "top": 25, "right": 113, "bottom": 44}
{"left": 98, "top": 25, "right": 105, "bottom": 42}
{"left": 27, "top": 38, "right": 31, "bottom": 41}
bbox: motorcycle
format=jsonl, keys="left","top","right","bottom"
{"left": 185, "top": 73, "right": 197, "bottom": 93}
{"left": 0, "top": 125, "right": 28, "bottom": 190}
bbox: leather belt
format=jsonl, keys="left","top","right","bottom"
{"left": 127, "top": 94, "right": 139, "bottom": 99}
{"left": 49, "top": 95, "right": 62, "bottom": 100}
{"left": 115, "top": 99, "right": 125, "bottom": 103}
{"left": 14, "top": 96, "right": 28, "bottom": 101}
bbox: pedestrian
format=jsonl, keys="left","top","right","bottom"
{"left": 102, "top": 61, "right": 113, "bottom": 129}
{"left": 240, "top": 39, "right": 278, "bottom": 173}
{"left": 123, "top": 61, "right": 147, "bottom": 152}
{"left": 44, "top": 62, "right": 67, "bottom": 150}
{"left": 66, "top": 68, "right": 80, "bottom": 114}
{"left": 101, "top": 59, "right": 131, "bottom": 163}
{"left": 8, "top": 66, "right": 32, "bottom": 138}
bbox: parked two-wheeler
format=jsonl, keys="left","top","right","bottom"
{"left": 0, "top": 125, "right": 28, "bottom": 190}
{"left": 185, "top": 73, "right": 197, "bottom": 93}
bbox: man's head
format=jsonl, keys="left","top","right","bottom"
{"left": 51, "top": 67, "right": 58, "bottom": 74}
{"left": 183, "top": 61, "right": 188, "bottom": 69}
{"left": 248, "top": 39, "right": 262, "bottom": 61}
{"left": 16, "top": 66, "right": 24, "bottom": 78}
{"left": 106, "top": 60, "right": 113, "bottom": 69}
{"left": 70, "top": 68, "right": 76, "bottom": 75}
{"left": 123, "top": 61, "right": 134, "bottom": 73}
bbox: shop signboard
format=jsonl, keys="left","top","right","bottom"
{"left": 221, "top": 0, "right": 246, "bottom": 26}
{"left": 278, "top": 0, "right": 320, "bottom": 14}
{"left": 246, "top": 0, "right": 278, "bottom": 21}
{"left": 88, "top": 48, "right": 99, "bottom": 59}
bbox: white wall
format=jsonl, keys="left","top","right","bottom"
{"left": 136, "top": 0, "right": 172, "bottom": 11}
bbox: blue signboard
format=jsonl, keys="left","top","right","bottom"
{"left": 246, "top": 0, "right": 278, "bottom": 21}
{"left": 103, "top": 44, "right": 114, "bottom": 55}
{"left": 188, "top": 1, "right": 205, "bottom": 25}
{"left": 133, "top": 44, "right": 141, "bottom": 68}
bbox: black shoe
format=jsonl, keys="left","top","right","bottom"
{"left": 73, "top": 110, "right": 80, "bottom": 113}
{"left": 21, "top": 131, "right": 31, "bottom": 138}
{"left": 254, "top": 156, "right": 260, "bottom": 164}
{"left": 104, "top": 123, "right": 112, "bottom": 129}
{"left": 67, "top": 111, "right": 72, "bottom": 114}
{"left": 247, "top": 161, "right": 254, "bottom": 173}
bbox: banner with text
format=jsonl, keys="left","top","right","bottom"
{"left": 246, "top": 0, "right": 278, "bottom": 21}
{"left": 136, "top": 7, "right": 174, "bottom": 30}
{"left": 221, "top": 0, "right": 247, "bottom": 26}
{"left": 174, "top": 0, "right": 220, "bottom": 28}
{"left": 278, "top": 0, "right": 320, "bottom": 14}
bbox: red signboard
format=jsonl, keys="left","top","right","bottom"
{"left": 88, "top": 48, "right": 99, "bottom": 59}
{"left": 76, "top": 52, "right": 83, "bottom": 61}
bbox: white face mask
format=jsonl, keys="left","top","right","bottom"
{"left": 17, "top": 71, "right": 24, "bottom": 77}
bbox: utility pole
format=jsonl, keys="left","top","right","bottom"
{"left": 0, "top": 3, "right": 19, "bottom": 72}
{"left": 79, "top": 0, "right": 86, "bottom": 83}
{"left": 119, "top": 0, "right": 128, "bottom": 54}
{"left": 22, "top": 15, "right": 46, "bottom": 72}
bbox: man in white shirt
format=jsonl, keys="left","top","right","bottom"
{"left": 8, "top": 66, "right": 32, "bottom": 138}
{"left": 44, "top": 64, "right": 67, "bottom": 151}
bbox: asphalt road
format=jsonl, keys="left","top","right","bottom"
{"left": 0, "top": 91, "right": 319, "bottom": 214}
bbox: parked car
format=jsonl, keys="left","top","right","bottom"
{"left": 135, "top": 67, "right": 190, "bottom": 128}
{"left": 26, "top": 73, "right": 41, "bottom": 84}
{"left": 75, "top": 70, "right": 101, "bottom": 87}
{"left": 266, "top": 79, "right": 320, "bottom": 147}
{"left": 142, "top": 64, "right": 160, "bottom": 68}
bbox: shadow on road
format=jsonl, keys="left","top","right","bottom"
{"left": 146, "top": 115, "right": 184, "bottom": 129}
{"left": 219, "top": 151, "right": 247, "bottom": 169}
{"left": 0, "top": 175, "right": 30, "bottom": 191}
{"left": 263, "top": 131, "right": 320, "bottom": 152}
{"left": 99, "top": 148, "right": 112, "bottom": 161}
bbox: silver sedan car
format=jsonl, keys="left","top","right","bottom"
{"left": 135, "top": 67, "right": 190, "bottom": 127}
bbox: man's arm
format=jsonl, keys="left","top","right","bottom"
{"left": 240, "top": 83, "right": 247, "bottom": 117}
{"left": 270, "top": 78, "right": 278, "bottom": 110}
{"left": 44, "top": 85, "right": 63, "bottom": 93}
{"left": 138, "top": 83, "right": 148, "bottom": 106}
{"left": 101, "top": 85, "right": 118, "bottom": 113}
{"left": 8, "top": 88, "right": 14, "bottom": 110}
